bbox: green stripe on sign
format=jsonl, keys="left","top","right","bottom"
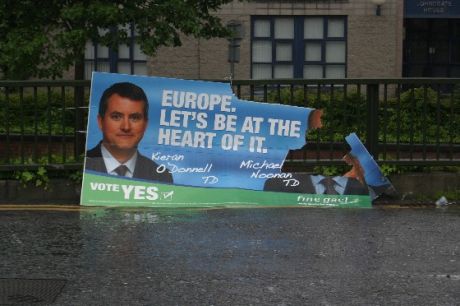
{"left": 81, "top": 173, "right": 372, "bottom": 208}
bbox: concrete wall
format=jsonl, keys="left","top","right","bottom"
{"left": 149, "top": 0, "right": 403, "bottom": 79}
{"left": 0, "top": 179, "right": 81, "bottom": 204}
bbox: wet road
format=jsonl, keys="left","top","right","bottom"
{"left": 1, "top": 206, "right": 459, "bottom": 305}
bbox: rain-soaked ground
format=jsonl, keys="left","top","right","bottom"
{"left": 1, "top": 205, "right": 459, "bottom": 305}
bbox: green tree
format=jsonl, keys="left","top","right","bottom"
{"left": 0, "top": 0, "right": 233, "bottom": 80}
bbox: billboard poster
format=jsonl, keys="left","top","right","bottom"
{"left": 81, "top": 72, "right": 389, "bottom": 208}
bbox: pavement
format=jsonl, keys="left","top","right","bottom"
{"left": 1, "top": 205, "right": 459, "bottom": 305}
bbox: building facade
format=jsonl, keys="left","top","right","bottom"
{"left": 84, "top": 0, "right": 460, "bottom": 80}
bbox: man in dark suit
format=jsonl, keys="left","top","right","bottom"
{"left": 85, "top": 82, "right": 173, "bottom": 183}
{"left": 264, "top": 143, "right": 371, "bottom": 195}
{"left": 263, "top": 173, "right": 369, "bottom": 195}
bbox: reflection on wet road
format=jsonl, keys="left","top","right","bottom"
{"left": 1, "top": 206, "right": 459, "bottom": 305}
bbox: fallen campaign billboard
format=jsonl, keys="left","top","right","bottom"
{"left": 80, "top": 73, "right": 390, "bottom": 208}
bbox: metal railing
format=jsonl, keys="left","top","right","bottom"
{"left": 232, "top": 79, "right": 460, "bottom": 168}
{"left": 0, "top": 80, "right": 90, "bottom": 171}
{"left": 1, "top": 78, "right": 459, "bottom": 172}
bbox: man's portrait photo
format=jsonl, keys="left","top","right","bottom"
{"left": 264, "top": 141, "right": 370, "bottom": 196}
{"left": 84, "top": 82, "right": 173, "bottom": 183}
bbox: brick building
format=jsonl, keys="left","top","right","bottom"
{"left": 83, "top": 0, "right": 460, "bottom": 80}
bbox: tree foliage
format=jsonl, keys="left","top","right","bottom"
{"left": 0, "top": 0, "right": 233, "bottom": 79}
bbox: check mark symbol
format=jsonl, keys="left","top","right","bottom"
{"left": 162, "top": 191, "right": 174, "bottom": 200}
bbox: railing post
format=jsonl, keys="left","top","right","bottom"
{"left": 74, "top": 84, "right": 86, "bottom": 160}
{"left": 74, "top": 59, "right": 86, "bottom": 161}
{"left": 366, "top": 83, "right": 379, "bottom": 159}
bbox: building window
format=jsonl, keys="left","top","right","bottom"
{"left": 251, "top": 16, "right": 347, "bottom": 79}
{"left": 84, "top": 25, "right": 148, "bottom": 80}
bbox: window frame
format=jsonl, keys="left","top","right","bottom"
{"left": 251, "top": 15, "right": 347, "bottom": 79}
{"left": 84, "top": 25, "right": 148, "bottom": 79}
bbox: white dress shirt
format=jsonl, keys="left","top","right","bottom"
{"left": 100, "top": 144, "right": 138, "bottom": 178}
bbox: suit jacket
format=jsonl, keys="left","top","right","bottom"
{"left": 85, "top": 143, "right": 173, "bottom": 183}
{"left": 263, "top": 173, "right": 368, "bottom": 195}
